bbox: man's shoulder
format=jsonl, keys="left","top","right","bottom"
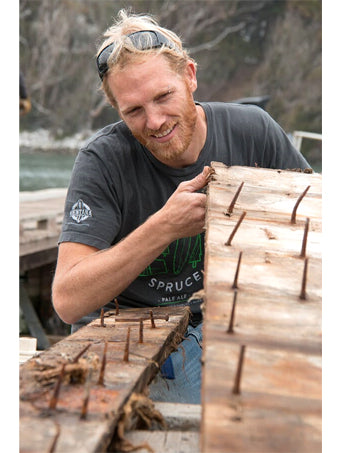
{"left": 81, "top": 121, "right": 135, "bottom": 151}
{"left": 200, "top": 101, "right": 271, "bottom": 137}
{"left": 201, "top": 101, "right": 268, "bottom": 118}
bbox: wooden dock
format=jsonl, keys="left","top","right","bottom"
{"left": 20, "top": 188, "right": 68, "bottom": 349}
{"left": 20, "top": 188, "right": 67, "bottom": 272}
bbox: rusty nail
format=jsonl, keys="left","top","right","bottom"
{"left": 100, "top": 308, "right": 106, "bottom": 327}
{"left": 48, "top": 422, "right": 61, "bottom": 453}
{"left": 232, "top": 345, "right": 246, "bottom": 395}
{"left": 80, "top": 369, "right": 93, "bottom": 420}
{"left": 49, "top": 364, "right": 65, "bottom": 409}
{"left": 80, "top": 392, "right": 90, "bottom": 420}
{"left": 225, "top": 211, "right": 247, "bottom": 246}
{"left": 291, "top": 185, "right": 310, "bottom": 224}
{"left": 139, "top": 319, "right": 144, "bottom": 344}
{"left": 150, "top": 310, "right": 156, "bottom": 328}
{"left": 123, "top": 327, "right": 131, "bottom": 362}
{"left": 225, "top": 182, "right": 244, "bottom": 216}
{"left": 115, "top": 314, "right": 169, "bottom": 322}
{"left": 98, "top": 341, "right": 108, "bottom": 386}
{"left": 227, "top": 290, "right": 238, "bottom": 333}
{"left": 72, "top": 343, "right": 91, "bottom": 363}
{"left": 299, "top": 257, "right": 309, "bottom": 300}
{"left": 300, "top": 217, "right": 310, "bottom": 258}
{"left": 232, "top": 251, "right": 243, "bottom": 289}
{"left": 80, "top": 374, "right": 92, "bottom": 420}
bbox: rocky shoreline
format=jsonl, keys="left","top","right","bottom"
{"left": 19, "top": 129, "right": 94, "bottom": 154}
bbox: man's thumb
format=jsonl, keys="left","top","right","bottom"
{"left": 187, "top": 166, "right": 213, "bottom": 192}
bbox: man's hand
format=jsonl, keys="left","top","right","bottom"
{"left": 52, "top": 166, "right": 212, "bottom": 324}
{"left": 158, "top": 166, "right": 212, "bottom": 240}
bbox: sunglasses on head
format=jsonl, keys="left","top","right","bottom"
{"left": 96, "top": 30, "right": 176, "bottom": 81}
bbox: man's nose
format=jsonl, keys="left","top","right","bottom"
{"left": 145, "top": 105, "right": 165, "bottom": 131}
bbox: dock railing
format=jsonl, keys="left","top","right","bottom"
{"left": 292, "top": 130, "right": 322, "bottom": 152}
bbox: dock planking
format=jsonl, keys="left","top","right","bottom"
{"left": 20, "top": 189, "right": 68, "bottom": 348}
{"left": 201, "top": 163, "right": 321, "bottom": 453}
{"left": 20, "top": 188, "right": 66, "bottom": 272}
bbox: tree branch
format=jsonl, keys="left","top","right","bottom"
{"left": 188, "top": 22, "right": 246, "bottom": 54}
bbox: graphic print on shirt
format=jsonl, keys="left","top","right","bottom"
{"left": 139, "top": 234, "right": 204, "bottom": 305}
{"left": 69, "top": 199, "right": 92, "bottom": 223}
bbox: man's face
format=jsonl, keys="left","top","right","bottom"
{"left": 107, "top": 55, "right": 199, "bottom": 165}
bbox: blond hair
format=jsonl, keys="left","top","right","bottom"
{"left": 97, "top": 9, "right": 196, "bottom": 108}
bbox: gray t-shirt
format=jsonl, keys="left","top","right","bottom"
{"left": 59, "top": 102, "right": 310, "bottom": 324}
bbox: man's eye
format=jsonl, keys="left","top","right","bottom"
{"left": 126, "top": 107, "right": 141, "bottom": 116}
{"left": 158, "top": 91, "right": 172, "bottom": 101}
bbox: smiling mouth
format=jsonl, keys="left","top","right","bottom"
{"left": 151, "top": 124, "right": 176, "bottom": 139}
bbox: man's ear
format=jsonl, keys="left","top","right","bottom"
{"left": 185, "top": 61, "right": 198, "bottom": 93}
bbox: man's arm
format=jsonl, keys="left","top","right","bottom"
{"left": 52, "top": 167, "right": 211, "bottom": 324}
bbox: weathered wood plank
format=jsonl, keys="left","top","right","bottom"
{"left": 202, "top": 339, "right": 321, "bottom": 453}
{"left": 201, "top": 163, "right": 322, "bottom": 453}
{"left": 153, "top": 402, "right": 201, "bottom": 431}
{"left": 20, "top": 306, "right": 190, "bottom": 453}
{"left": 19, "top": 189, "right": 66, "bottom": 264}
{"left": 113, "top": 430, "right": 200, "bottom": 453}
{"left": 20, "top": 280, "right": 51, "bottom": 350}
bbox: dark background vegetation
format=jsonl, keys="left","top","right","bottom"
{"left": 19, "top": 0, "right": 322, "bottom": 168}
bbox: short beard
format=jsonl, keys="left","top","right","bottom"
{"left": 132, "top": 87, "right": 197, "bottom": 162}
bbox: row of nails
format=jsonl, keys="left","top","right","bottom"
{"left": 229, "top": 251, "right": 309, "bottom": 303}
{"left": 225, "top": 202, "right": 311, "bottom": 259}
{"left": 225, "top": 181, "right": 311, "bottom": 225}
{"left": 100, "top": 305, "right": 168, "bottom": 327}
{"left": 99, "top": 298, "right": 120, "bottom": 326}
{"left": 227, "top": 253, "right": 308, "bottom": 336}
{"left": 49, "top": 330, "right": 245, "bottom": 411}
{"left": 49, "top": 318, "right": 144, "bottom": 417}
{"left": 207, "top": 178, "right": 246, "bottom": 394}
{"left": 227, "top": 212, "right": 310, "bottom": 260}
{"left": 224, "top": 189, "right": 310, "bottom": 395}
{"left": 225, "top": 259, "right": 308, "bottom": 398}
{"left": 225, "top": 182, "right": 311, "bottom": 301}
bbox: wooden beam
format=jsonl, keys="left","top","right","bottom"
{"left": 20, "top": 306, "right": 190, "bottom": 453}
{"left": 20, "top": 279, "right": 51, "bottom": 350}
{"left": 201, "top": 163, "right": 322, "bottom": 453}
{"left": 20, "top": 243, "right": 58, "bottom": 272}
{"left": 117, "top": 430, "right": 200, "bottom": 453}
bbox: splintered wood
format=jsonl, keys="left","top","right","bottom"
{"left": 201, "top": 163, "right": 321, "bottom": 453}
{"left": 20, "top": 306, "right": 190, "bottom": 453}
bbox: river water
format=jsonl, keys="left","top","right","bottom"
{"left": 20, "top": 151, "right": 77, "bottom": 191}
{"left": 19, "top": 129, "right": 86, "bottom": 191}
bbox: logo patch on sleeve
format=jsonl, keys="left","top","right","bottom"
{"left": 70, "top": 199, "right": 92, "bottom": 223}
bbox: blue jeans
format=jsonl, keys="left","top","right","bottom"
{"left": 148, "top": 323, "right": 203, "bottom": 404}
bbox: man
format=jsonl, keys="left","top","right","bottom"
{"left": 52, "top": 10, "right": 310, "bottom": 403}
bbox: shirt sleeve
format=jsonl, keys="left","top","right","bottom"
{"left": 58, "top": 147, "right": 122, "bottom": 250}
{"left": 261, "top": 110, "right": 311, "bottom": 170}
